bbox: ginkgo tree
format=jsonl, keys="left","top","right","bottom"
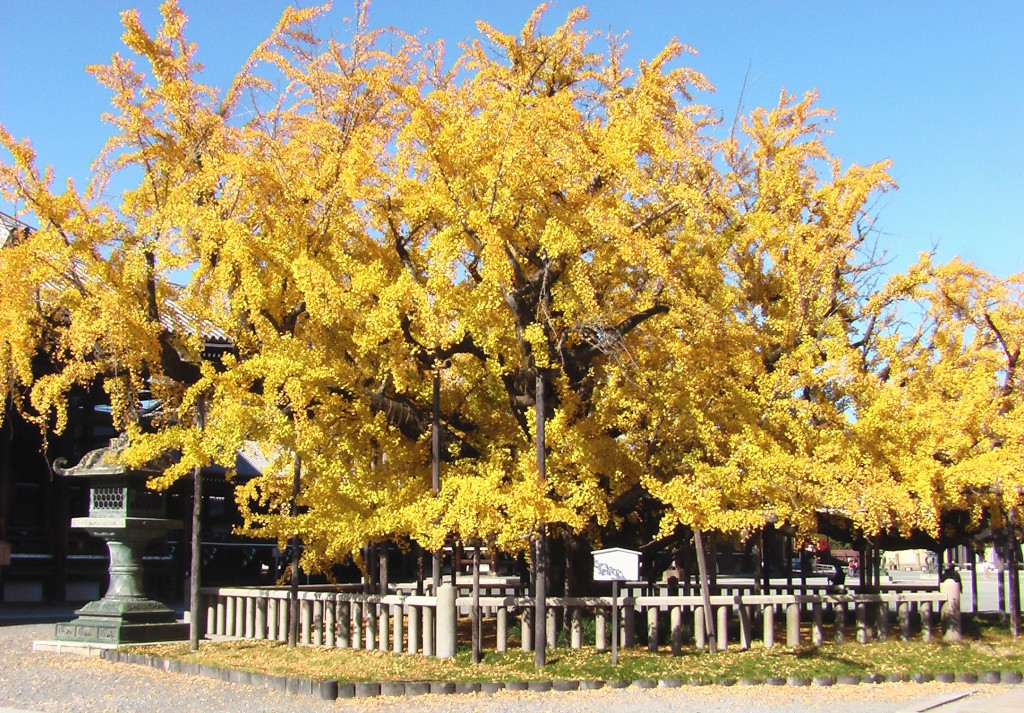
{"left": 4, "top": 0, "right": 1021, "bottom": 662}
{"left": 846, "top": 258, "right": 1024, "bottom": 629}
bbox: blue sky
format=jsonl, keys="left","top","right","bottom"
{"left": 1, "top": 1, "right": 1021, "bottom": 277}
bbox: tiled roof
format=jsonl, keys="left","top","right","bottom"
{"left": 0, "top": 210, "right": 32, "bottom": 248}
{"left": 1, "top": 210, "right": 229, "bottom": 344}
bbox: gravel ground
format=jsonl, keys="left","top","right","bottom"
{"left": 0, "top": 621, "right": 1018, "bottom": 713}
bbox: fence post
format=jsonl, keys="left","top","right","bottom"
{"left": 408, "top": 604, "right": 420, "bottom": 655}
{"left": 366, "top": 601, "right": 377, "bottom": 650}
{"left": 338, "top": 600, "right": 350, "bottom": 648}
{"left": 856, "top": 600, "right": 869, "bottom": 644}
{"left": 521, "top": 606, "right": 533, "bottom": 652}
{"left": 571, "top": 607, "right": 583, "bottom": 649}
{"left": 435, "top": 583, "right": 457, "bottom": 658}
{"left": 671, "top": 606, "right": 683, "bottom": 655}
{"left": 224, "top": 596, "right": 234, "bottom": 636}
{"left": 278, "top": 596, "right": 288, "bottom": 642}
{"left": 834, "top": 600, "right": 846, "bottom": 644}
{"left": 595, "top": 607, "right": 607, "bottom": 651}
{"left": 379, "top": 602, "right": 389, "bottom": 652}
{"left": 392, "top": 601, "right": 403, "bottom": 653}
{"left": 941, "top": 580, "right": 962, "bottom": 642}
{"left": 876, "top": 599, "right": 890, "bottom": 642}
{"left": 921, "top": 601, "right": 933, "bottom": 642}
{"left": 496, "top": 605, "right": 507, "bottom": 653}
{"left": 623, "top": 599, "right": 636, "bottom": 648}
{"left": 898, "top": 600, "right": 911, "bottom": 641}
{"left": 245, "top": 596, "right": 255, "bottom": 639}
{"left": 235, "top": 596, "right": 245, "bottom": 637}
{"left": 313, "top": 599, "right": 323, "bottom": 646}
{"left": 204, "top": 597, "right": 215, "bottom": 640}
{"left": 256, "top": 596, "right": 267, "bottom": 640}
{"left": 786, "top": 602, "right": 801, "bottom": 647}
{"left": 546, "top": 606, "right": 558, "bottom": 650}
{"left": 300, "top": 598, "right": 312, "bottom": 645}
{"left": 325, "top": 597, "right": 336, "bottom": 648}
{"left": 812, "top": 601, "right": 823, "bottom": 647}
{"left": 739, "top": 603, "right": 752, "bottom": 650}
{"left": 695, "top": 606, "right": 707, "bottom": 650}
{"left": 763, "top": 604, "right": 774, "bottom": 648}
{"left": 422, "top": 604, "right": 434, "bottom": 656}
{"left": 716, "top": 606, "right": 729, "bottom": 651}
{"left": 352, "top": 600, "right": 363, "bottom": 650}
{"left": 647, "top": 605, "right": 659, "bottom": 652}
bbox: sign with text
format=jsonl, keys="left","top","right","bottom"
{"left": 592, "top": 547, "right": 641, "bottom": 582}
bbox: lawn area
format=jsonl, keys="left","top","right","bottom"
{"left": 132, "top": 622, "right": 1024, "bottom": 683}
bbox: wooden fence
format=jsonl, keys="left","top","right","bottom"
{"left": 199, "top": 585, "right": 956, "bottom": 656}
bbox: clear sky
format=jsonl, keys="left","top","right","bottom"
{"left": 1, "top": 1, "right": 1021, "bottom": 277}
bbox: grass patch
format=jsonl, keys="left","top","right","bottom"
{"left": 129, "top": 620, "right": 1024, "bottom": 683}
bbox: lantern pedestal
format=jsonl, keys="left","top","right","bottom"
{"left": 51, "top": 436, "right": 188, "bottom": 645}
{"left": 54, "top": 518, "right": 188, "bottom": 644}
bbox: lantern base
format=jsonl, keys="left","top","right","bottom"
{"left": 55, "top": 599, "right": 188, "bottom": 644}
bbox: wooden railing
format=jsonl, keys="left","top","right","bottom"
{"left": 199, "top": 585, "right": 955, "bottom": 656}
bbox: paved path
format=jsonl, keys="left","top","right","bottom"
{"left": 1, "top": 621, "right": 1022, "bottom": 713}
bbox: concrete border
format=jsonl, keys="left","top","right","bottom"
{"left": 93, "top": 648, "right": 1024, "bottom": 702}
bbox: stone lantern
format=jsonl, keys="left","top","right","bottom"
{"left": 52, "top": 435, "right": 187, "bottom": 645}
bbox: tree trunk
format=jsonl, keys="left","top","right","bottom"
{"left": 379, "top": 541, "right": 389, "bottom": 595}
{"left": 1007, "top": 511, "right": 1021, "bottom": 637}
{"left": 534, "top": 371, "right": 547, "bottom": 668}
{"left": 472, "top": 542, "right": 482, "bottom": 663}
{"left": 288, "top": 453, "right": 301, "bottom": 648}
{"left": 431, "top": 370, "right": 441, "bottom": 593}
{"left": 694, "top": 528, "right": 717, "bottom": 653}
{"left": 189, "top": 462, "right": 203, "bottom": 650}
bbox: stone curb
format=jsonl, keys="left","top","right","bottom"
{"left": 100, "top": 650, "right": 1024, "bottom": 701}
